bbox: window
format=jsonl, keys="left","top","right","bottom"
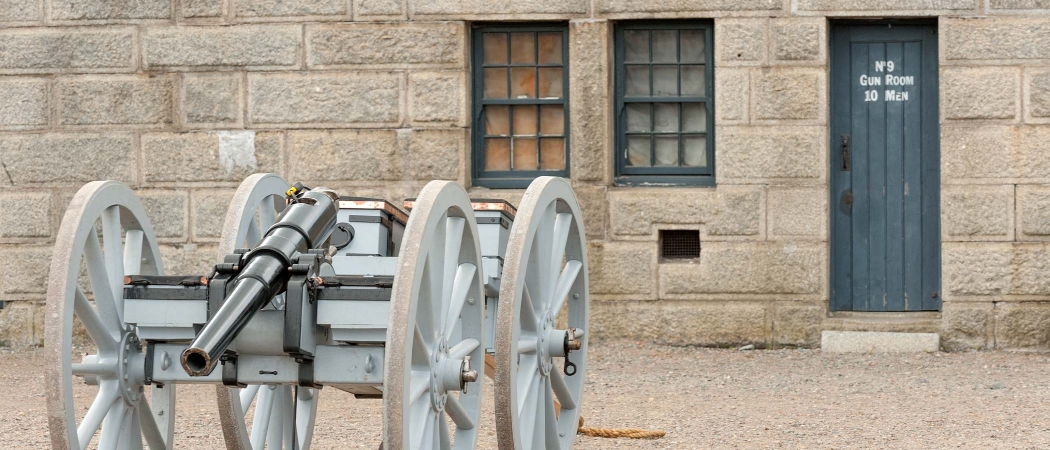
{"left": 472, "top": 24, "right": 569, "bottom": 188}
{"left": 615, "top": 22, "right": 714, "bottom": 185}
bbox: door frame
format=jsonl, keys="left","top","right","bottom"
{"left": 829, "top": 20, "right": 941, "bottom": 312}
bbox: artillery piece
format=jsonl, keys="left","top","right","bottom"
{"left": 44, "top": 174, "right": 590, "bottom": 450}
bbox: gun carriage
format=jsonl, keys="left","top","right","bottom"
{"left": 44, "top": 174, "right": 589, "bottom": 450}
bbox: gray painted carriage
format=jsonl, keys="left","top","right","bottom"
{"left": 44, "top": 174, "right": 590, "bottom": 450}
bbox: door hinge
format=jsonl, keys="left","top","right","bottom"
{"left": 840, "top": 134, "right": 851, "bottom": 171}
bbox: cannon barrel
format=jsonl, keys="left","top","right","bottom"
{"left": 181, "top": 187, "right": 340, "bottom": 376}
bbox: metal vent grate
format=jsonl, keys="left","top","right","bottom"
{"left": 660, "top": 230, "right": 700, "bottom": 260}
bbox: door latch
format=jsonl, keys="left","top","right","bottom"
{"left": 840, "top": 134, "right": 851, "bottom": 171}
{"left": 843, "top": 190, "right": 853, "bottom": 206}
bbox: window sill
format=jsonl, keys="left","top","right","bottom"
{"left": 613, "top": 175, "right": 716, "bottom": 187}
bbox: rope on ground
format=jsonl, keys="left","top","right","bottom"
{"left": 576, "top": 416, "right": 666, "bottom": 439}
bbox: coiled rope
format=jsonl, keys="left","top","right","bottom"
{"left": 577, "top": 416, "right": 666, "bottom": 439}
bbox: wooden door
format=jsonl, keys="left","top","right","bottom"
{"left": 830, "top": 23, "right": 940, "bottom": 312}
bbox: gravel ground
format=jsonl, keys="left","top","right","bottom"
{"left": 4, "top": 342, "right": 1050, "bottom": 449}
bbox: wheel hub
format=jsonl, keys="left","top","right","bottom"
{"left": 537, "top": 313, "right": 555, "bottom": 376}
{"left": 116, "top": 332, "right": 144, "bottom": 406}
{"left": 430, "top": 338, "right": 449, "bottom": 411}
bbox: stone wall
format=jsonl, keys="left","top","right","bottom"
{"left": 939, "top": 16, "right": 1050, "bottom": 350}
{"left": 0, "top": 0, "right": 1045, "bottom": 350}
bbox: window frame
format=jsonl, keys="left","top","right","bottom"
{"left": 614, "top": 21, "right": 716, "bottom": 186}
{"left": 471, "top": 23, "right": 571, "bottom": 189}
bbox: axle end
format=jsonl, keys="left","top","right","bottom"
{"left": 181, "top": 347, "right": 213, "bottom": 376}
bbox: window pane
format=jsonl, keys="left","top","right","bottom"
{"left": 510, "top": 32, "right": 535, "bottom": 64}
{"left": 540, "top": 138, "right": 565, "bottom": 170}
{"left": 683, "top": 135, "right": 707, "bottom": 167}
{"left": 485, "top": 105, "right": 510, "bottom": 135}
{"left": 680, "top": 30, "right": 705, "bottom": 63}
{"left": 483, "top": 33, "right": 508, "bottom": 65}
{"left": 653, "top": 66, "right": 677, "bottom": 96}
{"left": 512, "top": 105, "right": 537, "bottom": 136}
{"left": 537, "top": 32, "right": 562, "bottom": 65}
{"left": 625, "top": 65, "right": 649, "bottom": 96}
{"left": 625, "top": 103, "right": 650, "bottom": 132}
{"left": 485, "top": 138, "right": 510, "bottom": 171}
{"left": 681, "top": 65, "right": 705, "bottom": 96}
{"left": 624, "top": 30, "right": 648, "bottom": 63}
{"left": 682, "top": 103, "right": 706, "bottom": 132}
{"left": 654, "top": 136, "right": 678, "bottom": 166}
{"left": 652, "top": 30, "right": 677, "bottom": 63}
{"left": 626, "top": 136, "right": 651, "bottom": 167}
{"left": 510, "top": 67, "right": 536, "bottom": 99}
{"left": 654, "top": 103, "right": 678, "bottom": 133}
{"left": 538, "top": 67, "right": 563, "bottom": 98}
{"left": 539, "top": 104, "right": 564, "bottom": 135}
{"left": 483, "top": 68, "right": 508, "bottom": 98}
{"left": 512, "top": 138, "right": 538, "bottom": 170}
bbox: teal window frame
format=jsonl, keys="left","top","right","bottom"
{"left": 614, "top": 21, "right": 716, "bottom": 186}
{"left": 471, "top": 23, "right": 571, "bottom": 189}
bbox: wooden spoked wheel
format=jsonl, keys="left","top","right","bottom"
{"left": 494, "top": 177, "right": 589, "bottom": 450}
{"left": 45, "top": 181, "right": 174, "bottom": 450}
{"left": 214, "top": 173, "right": 319, "bottom": 450}
{"left": 383, "top": 180, "right": 487, "bottom": 450}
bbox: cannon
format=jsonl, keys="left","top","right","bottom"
{"left": 44, "top": 174, "right": 590, "bottom": 450}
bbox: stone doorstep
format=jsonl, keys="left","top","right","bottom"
{"left": 821, "top": 331, "right": 940, "bottom": 353}
{"left": 823, "top": 311, "right": 941, "bottom": 333}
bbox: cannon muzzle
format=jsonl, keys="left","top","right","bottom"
{"left": 181, "top": 186, "right": 339, "bottom": 376}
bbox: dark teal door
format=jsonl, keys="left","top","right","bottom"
{"left": 830, "top": 24, "right": 940, "bottom": 312}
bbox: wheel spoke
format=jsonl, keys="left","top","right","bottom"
{"left": 265, "top": 386, "right": 285, "bottom": 449}
{"left": 445, "top": 395, "right": 475, "bottom": 430}
{"left": 295, "top": 387, "right": 317, "bottom": 448}
{"left": 530, "top": 203, "right": 557, "bottom": 307}
{"left": 517, "top": 367, "right": 538, "bottom": 413}
{"left": 98, "top": 400, "right": 128, "bottom": 450}
{"left": 443, "top": 263, "right": 476, "bottom": 340}
{"left": 74, "top": 287, "right": 118, "bottom": 352}
{"left": 550, "top": 369, "right": 577, "bottom": 411}
{"left": 520, "top": 285, "right": 539, "bottom": 334}
{"left": 128, "top": 410, "right": 144, "bottom": 450}
{"left": 77, "top": 383, "right": 119, "bottom": 449}
{"left": 137, "top": 397, "right": 166, "bottom": 450}
{"left": 72, "top": 361, "right": 118, "bottom": 378}
{"left": 548, "top": 213, "right": 573, "bottom": 298}
{"left": 246, "top": 216, "right": 262, "bottom": 248}
{"left": 549, "top": 260, "right": 582, "bottom": 318}
{"left": 534, "top": 378, "right": 548, "bottom": 450}
{"left": 448, "top": 338, "right": 479, "bottom": 360}
{"left": 441, "top": 217, "right": 466, "bottom": 325}
{"left": 431, "top": 412, "right": 441, "bottom": 450}
{"left": 518, "top": 374, "right": 540, "bottom": 449}
{"left": 439, "top": 414, "right": 453, "bottom": 450}
{"left": 249, "top": 387, "right": 274, "bottom": 449}
{"left": 123, "top": 230, "right": 144, "bottom": 276}
{"left": 416, "top": 261, "right": 438, "bottom": 340}
{"left": 517, "top": 339, "right": 537, "bottom": 354}
{"left": 282, "top": 387, "right": 294, "bottom": 449}
{"left": 409, "top": 371, "right": 431, "bottom": 405}
{"left": 85, "top": 228, "right": 122, "bottom": 331}
{"left": 544, "top": 378, "right": 561, "bottom": 450}
{"left": 407, "top": 400, "right": 428, "bottom": 446}
{"left": 413, "top": 325, "right": 432, "bottom": 369}
{"left": 239, "top": 385, "right": 261, "bottom": 412}
{"left": 259, "top": 199, "right": 277, "bottom": 230}
{"left": 101, "top": 205, "right": 126, "bottom": 315}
